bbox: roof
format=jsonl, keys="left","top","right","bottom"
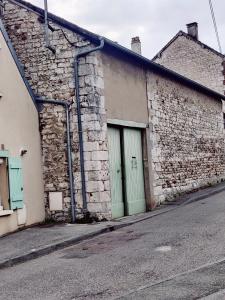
{"left": 6, "top": 0, "right": 225, "bottom": 101}
{"left": 0, "top": 18, "right": 37, "bottom": 108}
{"left": 153, "top": 30, "right": 225, "bottom": 61}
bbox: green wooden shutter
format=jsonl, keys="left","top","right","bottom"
{"left": 108, "top": 127, "right": 124, "bottom": 218}
{"left": 123, "top": 128, "right": 146, "bottom": 215}
{"left": 8, "top": 157, "right": 24, "bottom": 210}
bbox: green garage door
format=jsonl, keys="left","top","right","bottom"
{"left": 123, "top": 128, "right": 146, "bottom": 215}
{"left": 108, "top": 127, "right": 124, "bottom": 218}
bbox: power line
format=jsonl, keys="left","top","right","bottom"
{"left": 208, "top": 0, "right": 222, "bottom": 53}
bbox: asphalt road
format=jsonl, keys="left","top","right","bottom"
{"left": 1, "top": 191, "right": 225, "bottom": 300}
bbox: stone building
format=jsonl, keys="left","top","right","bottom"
{"left": 0, "top": 19, "right": 45, "bottom": 236}
{"left": 153, "top": 22, "right": 225, "bottom": 95}
{"left": 1, "top": 0, "right": 225, "bottom": 223}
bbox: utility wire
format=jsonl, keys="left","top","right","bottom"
{"left": 208, "top": 0, "right": 222, "bottom": 53}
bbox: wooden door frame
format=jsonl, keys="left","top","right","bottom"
{"left": 107, "top": 120, "right": 155, "bottom": 215}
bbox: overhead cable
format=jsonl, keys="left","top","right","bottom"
{"left": 208, "top": 0, "right": 222, "bottom": 53}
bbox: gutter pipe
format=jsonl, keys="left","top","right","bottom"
{"left": 74, "top": 37, "right": 105, "bottom": 213}
{"left": 36, "top": 98, "right": 76, "bottom": 223}
{"left": 44, "top": 0, "right": 55, "bottom": 53}
{"left": 0, "top": 1, "right": 4, "bottom": 17}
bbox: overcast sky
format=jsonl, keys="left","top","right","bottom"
{"left": 29, "top": 0, "right": 225, "bottom": 58}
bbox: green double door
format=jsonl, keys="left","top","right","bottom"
{"left": 108, "top": 126, "right": 146, "bottom": 218}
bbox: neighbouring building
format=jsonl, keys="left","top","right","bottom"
{"left": 153, "top": 22, "right": 225, "bottom": 95}
{"left": 0, "top": 19, "right": 45, "bottom": 236}
{"left": 1, "top": 0, "right": 225, "bottom": 224}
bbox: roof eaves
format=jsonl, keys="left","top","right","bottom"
{"left": 0, "top": 18, "right": 37, "bottom": 109}
{"left": 9, "top": 0, "right": 101, "bottom": 44}
{"left": 8, "top": 0, "right": 225, "bottom": 102}
{"left": 153, "top": 30, "right": 225, "bottom": 61}
{"left": 182, "top": 31, "right": 225, "bottom": 58}
{"left": 104, "top": 38, "right": 225, "bottom": 101}
{"left": 152, "top": 31, "right": 183, "bottom": 61}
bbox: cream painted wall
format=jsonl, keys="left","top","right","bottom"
{"left": 0, "top": 31, "right": 45, "bottom": 236}
{"left": 102, "top": 52, "right": 148, "bottom": 124}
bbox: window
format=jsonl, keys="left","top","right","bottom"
{"left": 223, "top": 113, "right": 225, "bottom": 129}
{"left": 0, "top": 157, "right": 10, "bottom": 211}
{"left": 0, "top": 151, "right": 24, "bottom": 213}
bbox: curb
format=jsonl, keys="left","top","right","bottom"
{"left": 185, "top": 187, "right": 225, "bottom": 204}
{"left": 0, "top": 227, "right": 110, "bottom": 270}
{"left": 1, "top": 183, "right": 225, "bottom": 270}
{"left": 182, "top": 186, "right": 225, "bottom": 206}
{"left": 0, "top": 206, "right": 175, "bottom": 270}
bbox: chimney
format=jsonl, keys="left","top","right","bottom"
{"left": 131, "top": 36, "right": 142, "bottom": 55}
{"left": 186, "top": 22, "right": 198, "bottom": 40}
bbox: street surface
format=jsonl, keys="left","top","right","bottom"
{"left": 1, "top": 191, "right": 225, "bottom": 299}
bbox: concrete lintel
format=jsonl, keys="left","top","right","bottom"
{"left": 107, "top": 119, "right": 147, "bottom": 128}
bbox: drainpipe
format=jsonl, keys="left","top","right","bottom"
{"left": 74, "top": 37, "right": 104, "bottom": 213}
{"left": 44, "top": 0, "right": 55, "bottom": 53}
{"left": 36, "top": 98, "right": 76, "bottom": 223}
{"left": 0, "top": 0, "right": 4, "bottom": 17}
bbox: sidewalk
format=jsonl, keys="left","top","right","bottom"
{"left": 0, "top": 205, "right": 175, "bottom": 270}
{"left": 1, "top": 181, "right": 225, "bottom": 270}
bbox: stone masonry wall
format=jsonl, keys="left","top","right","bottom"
{"left": 3, "top": 0, "right": 111, "bottom": 221}
{"left": 147, "top": 72, "right": 225, "bottom": 204}
{"left": 154, "top": 34, "right": 224, "bottom": 95}
{"left": 223, "top": 59, "right": 225, "bottom": 95}
{"left": 3, "top": 0, "right": 225, "bottom": 215}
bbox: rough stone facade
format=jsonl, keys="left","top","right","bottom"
{"left": 223, "top": 59, "right": 225, "bottom": 94}
{"left": 2, "top": 0, "right": 225, "bottom": 218}
{"left": 147, "top": 72, "right": 225, "bottom": 203}
{"left": 154, "top": 33, "right": 225, "bottom": 95}
{"left": 2, "top": 0, "right": 111, "bottom": 221}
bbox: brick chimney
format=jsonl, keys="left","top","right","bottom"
{"left": 186, "top": 22, "right": 198, "bottom": 40}
{"left": 131, "top": 36, "right": 142, "bottom": 55}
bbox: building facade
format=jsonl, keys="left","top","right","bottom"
{"left": 153, "top": 23, "right": 225, "bottom": 95}
{"left": 0, "top": 19, "right": 45, "bottom": 236}
{"left": 1, "top": 0, "right": 225, "bottom": 224}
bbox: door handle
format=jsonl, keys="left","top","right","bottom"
{"left": 131, "top": 157, "right": 138, "bottom": 169}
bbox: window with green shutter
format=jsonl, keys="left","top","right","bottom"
{"left": 0, "top": 151, "right": 24, "bottom": 212}
{"left": 0, "top": 152, "right": 10, "bottom": 211}
{"left": 8, "top": 157, "right": 24, "bottom": 210}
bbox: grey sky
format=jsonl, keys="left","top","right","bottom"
{"left": 29, "top": 0, "right": 225, "bottom": 58}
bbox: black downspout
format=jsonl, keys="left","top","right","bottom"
{"left": 0, "top": 1, "right": 4, "bottom": 17}
{"left": 36, "top": 98, "right": 76, "bottom": 223}
{"left": 74, "top": 37, "right": 105, "bottom": 213}
{"left": 44, "top": 0, "right": 55, "bottom": 54}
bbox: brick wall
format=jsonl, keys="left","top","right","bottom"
{"left": 3, "top": 0, "right": 111, "bottom": 221}
{"left": 147, "top": 72, "right": 225, "bottom": 203}
{"left": 154, "top": 34, "right": 224, "bottom": 95}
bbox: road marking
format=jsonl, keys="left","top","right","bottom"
{"left": 154, "top": 245, "right": 172, "bottom": 252}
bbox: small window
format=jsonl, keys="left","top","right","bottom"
{"left": 0, "top": 157, "right": 10, "bottom": 211}
{"left": 0, "top": 151, "right": 24, "bottom": 212}
{"left": 8, "top": 157, "right": 24, "bottom": 210}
